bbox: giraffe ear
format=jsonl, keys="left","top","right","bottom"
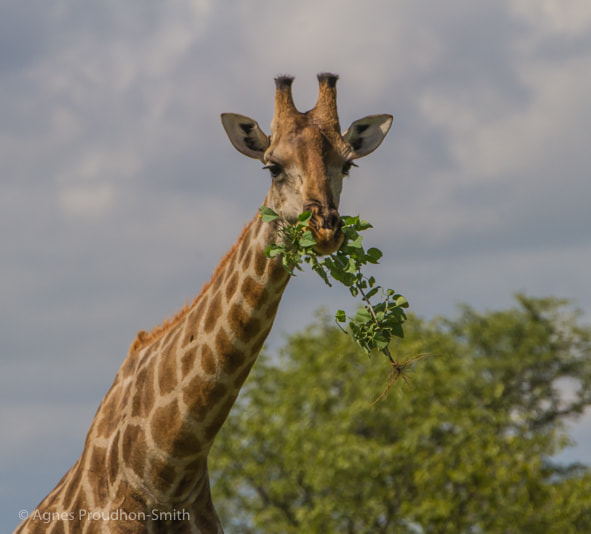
{"left": 343, "top": 114, "right": 393, "bottom": 159}
{"left": 221, "top": 113, "right": 270, "bottom": 161}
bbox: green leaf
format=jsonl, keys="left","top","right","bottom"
{"left": 345, "top": 257, "right": 358, "bottom": 274}
{"left": 341, "top": 272, "right": 357, "bottom": 287}
{"left": 347, "top": 235, "right": 364, "bottom": 250}
{"left": 343, "top": 215, "right": 359, "bottom": 226}
{"left": 357, "top": 219, "right": 373, "bottom": 231}
{"left": 312, "top": 263, "right": 331, "bottom": 287}
{"left": 396, "top": 295, "right": 409, "bottom": 308}
{"left": 297, "top": 211, "right": 312, "bottom": 224}
{"left": 264, "top": 244, "right": 282, "bottom": 258}
{"left": 355, "top": 307, "right": 373, "bottom": 324}
{"left": 366, "top": 287, "right": 379, "bottom": 300}
{"left": 335, "top": 309, "right": 347, "bottom": 323}
{"left": 366, "top": 247, "right": 383, "bottom": 263}
{"left": 299, "top": 231, "right": 317, "bottom": 248}
{"left": 390, "top": 322, "right": 404, "bottom": 338}
{"left": 259, "top": 206, "right": 280, "bottom": 222}
{"left": 373, "top": 335, "right": 389, "bottom": 350}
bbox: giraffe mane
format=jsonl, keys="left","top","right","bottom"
{"left": 128, "top": 217, "right": 257, "bottom": 354}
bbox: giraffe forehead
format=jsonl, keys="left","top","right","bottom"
{"left": 268, "top": 123, "right": 345, "bottom": 166}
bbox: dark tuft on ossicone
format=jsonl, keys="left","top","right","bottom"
{"left": 317, "top": 72, "right": 339, "bottom": 87}
{"left": 274, "top": 75, "right": 295, "bottom": 90}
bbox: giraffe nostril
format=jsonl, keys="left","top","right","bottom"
{"left": 332, "top": 212, "right": 342, "bottom": 229}
{"left": 322, "top": 210, "right": 341, "bottom": 230}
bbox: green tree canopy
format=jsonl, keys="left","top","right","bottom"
{"left": 210, "top": 296, "right": 591, "bottom": 533}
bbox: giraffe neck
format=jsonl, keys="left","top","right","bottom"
{"left": 102, "top": 210, "right": 289, "bottom": 506}
{"left": 15, "top": 210, "right": 290, "bottom": 532}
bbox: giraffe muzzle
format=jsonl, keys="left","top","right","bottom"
{"left": 306, "top": 204, "right": 344, "bottom": 255}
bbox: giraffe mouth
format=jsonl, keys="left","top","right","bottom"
{"left": 308, "top": 216, "right": 344, "bottom": 255}
{"left": 311, "top": 228, "right": 344, "bottom": 255}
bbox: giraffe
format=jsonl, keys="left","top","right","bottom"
{"left": 16, "top": 73, "right": 393, "bottom": 534}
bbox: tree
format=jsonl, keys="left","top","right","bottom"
{"left": 210, "top": 296, "right": 591, "bottom": 533}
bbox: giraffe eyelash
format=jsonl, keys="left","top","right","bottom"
{"left": 342, "top": 161, "right": 358, "bottom": 176}
{"left": 263, "top": 163, "right": 283, "bottom": 178}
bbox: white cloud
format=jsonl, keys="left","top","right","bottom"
{"left": 58, "top": 182, "right": 115, "bottom": 218}
{"left": 428, "top": 56, "right": 591, "bottom": 179}
{"left": 511, "top": 0, "right": 591, "bottom": 36}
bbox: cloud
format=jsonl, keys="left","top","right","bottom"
{"left": 511, "top": 0, "right": 591, "bottom": 36}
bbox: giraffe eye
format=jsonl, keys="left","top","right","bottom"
{"left": 263, "top": 163, "right": 283, "bottom": 178}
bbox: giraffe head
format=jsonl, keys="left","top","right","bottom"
{"left": 221, "top": 73, "right": 392, "bottom": 255}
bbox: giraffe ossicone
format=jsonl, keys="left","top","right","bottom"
{"left": 16, "top": 74, "right": 393, "bottom": 534}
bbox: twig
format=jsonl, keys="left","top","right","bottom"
{"left": 372, "top": 353, "right": 433, "bottom": 405}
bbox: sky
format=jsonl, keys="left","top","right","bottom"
{"left": 2, "top": 0, "right": 591, "bottom": 528}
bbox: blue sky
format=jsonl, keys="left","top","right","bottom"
{"left": 3, "top": 0, "right": 591, "bottom": 528}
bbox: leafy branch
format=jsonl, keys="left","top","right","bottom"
{"left": 260, "top": 206, "right": 409, "bottom": 366}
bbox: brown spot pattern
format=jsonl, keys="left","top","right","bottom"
{"left": 158, "top": 349, "right": 178, "bottom": 396}
{"left": 228, "top": 303, "right": 262, "bottom": 344}
{"left": 226, "top": 248, "right": 238, "bottom": 272}
{"left": 268, "top": 257, "right": 289, "bottom": 285}
{"left": 96, "top": 388, "right": 121, "bottom": 438}
{"left": 84, "top": 521, "right": 104, "bottom": 534}
{"left": 134, "top": 364, "right": 155, "bottom": 418}
{"left": 70, "top": 491, "right": 89, "bottom": 526}
{"left": 203, "top": 392, "right": 238, "bottom": 442}
{"left": 184, "top": 376, "right": 228, "bottom": 422}
{"left": 234, "top": 363, "right": 254, "bottom": 389}
{"left": 225, "top": 272, "right": 239, "bottom": 302}
{"left": 181, "top": 347, "right": 197, "bottom": 378}
{"left": 171, "top": 425, "right": 203, "bottom": 458}
{"left": 250, "top": 324, "right": 272, "bottom": 354}
{"left": 253, "top": 246, "right": 267, "bottom": 276}
{"left": 241, "top": 275, "right": 267, "bottom": 307}
{"left": 200, "top": 344, "right": 216, "bottom": 376}
{"left": 241, "top": 248, "right": 253, "bottom": 270}
{"left": 151, "top": 401, "right": 182, "bottom": 450}
{"left": 122, "top": 424, "right": 146, "bottom": 477}
{"left": 182, "top": 298, "right": 208, "bottom": 347}
{"left": 150, "top": 400, "right": 200, "bottom": 458}
{"left": 238, "top": 235, "right": 250, "bottom": 261}
{"left": 107, "top": 430, "right": 120, "bottom": 486}
{"left": 132, "top": 369, "right": 147, "bottom": 417}
{"left": 176, "top": 470, "right": 199, "bottom": 500}
{"left": 215, "top": 327, "right": 247, "bottom": 374}
{"left": 203, "top": 291, "right": 222, "bottom": 333}
{"left": 48, "top": 520, "right": 66, "bottom": 534}
{"left": 227, "top": 302, "right": 248, "bottom": 333}
{"left": 61, "top": 467, "right": 81, "bottom": 511}
{"left": 150, "top": 456, "right": 178, "bottom": 494}
{"left": 265, "top": 294, "right": 282, "bottom": 321}
{"left": 119, "top": 351, "right": 137, "bottom": 378}
{"left": 161, "top": 327, "right": 180, "bottom": 353}
{"left": 87, "top": 446, "right": 108, "bottom": 503}
{"left": 210, "top": 269, "right": 225, "bottom": 294}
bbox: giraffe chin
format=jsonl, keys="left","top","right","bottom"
{"left": 311, "top": 228, "right": 344, "bottom": 256}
